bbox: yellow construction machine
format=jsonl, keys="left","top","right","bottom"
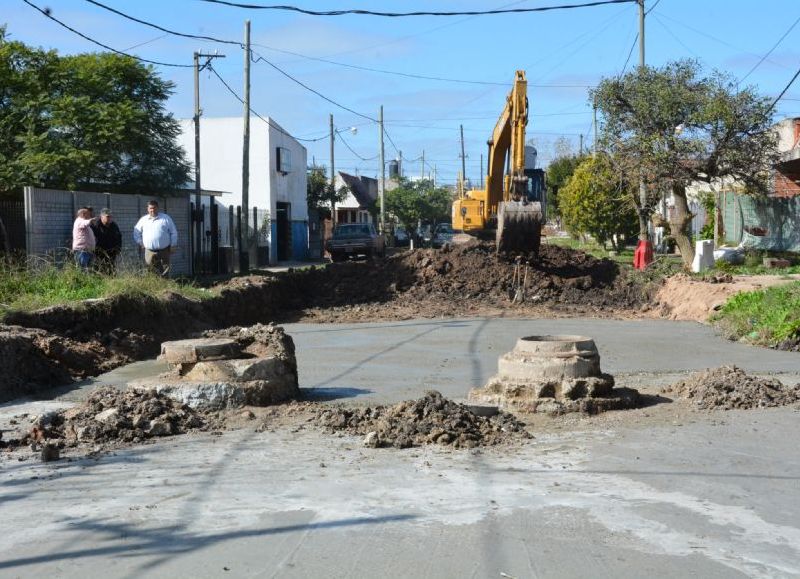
{"left": 452, "top": 70, "right": 544, "bottom": 255}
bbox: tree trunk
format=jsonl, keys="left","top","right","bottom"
{"left": 669, "top": 185, "right": 695, "bottom": 267}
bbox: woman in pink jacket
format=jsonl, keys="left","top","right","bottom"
{"left": 72, "top": 207, "right": 96, "bottom": 272}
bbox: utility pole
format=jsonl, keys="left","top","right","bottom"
{"left": 480, "top": 153, "right": 484, "bottom": 188}
{"left": 399, "top": 150, "right": 403, "bottom": 177}
{"left": 379, "top": 105, "right": 385, "bottom": 235}
{"left": 330, "top": 113, "right": 336, "bottom": 226}
{"left": 433, "top": 164, "right": 437, "bottom": 187}
{"left": 593, "top": 98, "right": 598, "bottom": 154}
{"left": 459, "top": 124, "right": 466, "bottom": 191}
{"left": 421, "top": 150, "right": 425, "bottom": 180}
{"left": 579, "top": 134, "right": 584, "bottom": 155}
{"left": 240, "top": 20, "right": 251, "bottom": 274}
{"left": 635, "top": 0, "right": 652, "bottom": 268}
{"left": 193, "top": 50, "right": 225, "bottom": 275}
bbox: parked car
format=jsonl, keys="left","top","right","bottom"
{"left": 417, "top": 224, "right": 433, "bottom": 246}
{"left": 394, "top": 226, "right": 410, "bottom": 247}
{"left": 431, "top": 223, "right": 455, "bottom": 248}
{"left": 326, "top": 223, "right": 386, "bottom": 262}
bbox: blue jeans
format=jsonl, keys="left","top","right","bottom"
{"left": 75, "top": 250, "right": 93, "bottom": 271}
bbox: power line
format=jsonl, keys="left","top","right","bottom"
{"left": 20, "top": 0, "right": 192, "bottom": 67}
{"left": 336, "top": 130, "right": 378, "bottom": 161}
{"left": 199, "top": 0, "right": 637, "bottom": 17}
{"left": 644, "top": 0, "right": 662, "bottom": 15}
{"left": 250, "top": 50, "right": 375, "bottom": 121}
{"left": 84, "top": 0, "right": 592, "bottom": 89}
{"left": 383, "top": 127, "right": 401, "bottom": 155}
{"left": 741, "top": 14, "right": 800, "bottom": 83}
{"left": 651, "top": 14, "right": 699, "bottom": 58}
{"left": 207, "top": 64, "right": 328, "bottom": 142}
{"left": 619, "top": 32, "right": 638, "bottom": 76}
{"left": 770, "top": 67, "right": 800, "bottom": 112}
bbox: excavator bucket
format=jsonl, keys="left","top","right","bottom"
{"left": 496, "top": 201, "right": 543, "bottom": 256}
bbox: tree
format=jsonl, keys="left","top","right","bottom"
{"left": 306, "top": 165, "right": 348, "bottom": 215}
{"left": 385, "top": 178, "right": 451, "bottom": 236}
{"left": 0, "top": 29, "right": 190, "bottom": 192}
{"left": 593, "top": 59, "right": 779, "bottom": 266}
{"left": 559, "top": 155, "right": 638, "bottom": 250}
{"left": 546, "top": 153, "right": 586, "bottom": 218}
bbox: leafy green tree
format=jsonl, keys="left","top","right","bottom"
{"left": 593, "top": 59, "right": 778, "bottom": 266}
{"left": 559, "top": 154, "right": 638, "bottom": 250}
{"left": 385, "top": 178, "right": 451, "bottom": 235}
{"left": 0, "top": 29, "right": 189, "bottom": 192}
{"left": 546, "top": 153, "right": 586, "bottom": 217}
{"left": 306, "top": 165, "right": 348, "bottom": 216}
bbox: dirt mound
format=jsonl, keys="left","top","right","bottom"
{"left": 315, "top": 391, "right": 531, "bottom": 449}
{"left": 654, "top": 273, "right": 800, "bottom": 322}
{"left": 26, "top": 387, "right": 207, "bottom": 449}
{"left": 663, "top": 366, "right": 800, "bottom": 410}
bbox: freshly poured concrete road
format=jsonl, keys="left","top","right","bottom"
{"left": 2, "top": 317, "right": 799, "bottom": 578}
{"left": 285, "top": 318, "right": 800, "bottom": 403}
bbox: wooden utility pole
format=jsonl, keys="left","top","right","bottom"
{"left": 379, "top": 105, "right": 385, "bottom": 234}
{"left": 459, "top": 124, "right": 466, "bottom": 189}
{"left": 593, "top": 98, "right": 598, "bottom": 154}
{"left": 193, "top": 50, "right": 225, "bottom": 274}
{"left": 240, "top": 20, "right": 251, "bottom": 273}
{"left": 330, "top": 113, "right": 336, "bottom": 226}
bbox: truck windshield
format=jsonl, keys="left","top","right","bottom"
{"left": 334, "top": 224, "right": 372, "bottom": 238}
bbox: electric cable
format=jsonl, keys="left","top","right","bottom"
{"left": 336, "top": 130, "right": 379, "bottom": 161}
{"left": 769, "top": 66, "right": 800, "bottom": 112}
{"left": 198, "top": 0, "right": 637, "bottom": 17}
{"left": 250, "top": 50, "right": 375, "bottom": 121}
{"left": 741, "top": 14, "right": 800, "bottom": 83}
{"left": 207, "top": 64, "right": 329, "bottom": 142}
{"left": 84, "top": 0, "right": 592, "bottom": 88}
{"left": 21, "top": 0, "right": 192, "bottom": 67}
{"left": 651, "top": 14, "right": 699, "bottom": 58}
{"left": 382, "top": 127, "right": 401, "bottom": 155}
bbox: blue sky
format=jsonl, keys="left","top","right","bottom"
{"left": 3, "top": 0, "right": 800, "bottom": 186}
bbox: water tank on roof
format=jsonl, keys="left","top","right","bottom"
{"left": 388, "top": 159, "right": 400, "bottom": 179}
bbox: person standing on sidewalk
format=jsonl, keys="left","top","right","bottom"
{"left": 133, "top": 200, "right": 178, "bottom": 277}
{"left": 72, "top": 207, "right": 95, "bottom": 272}
{"left": 91, "top": 208, "right": 123, "bottom": 274}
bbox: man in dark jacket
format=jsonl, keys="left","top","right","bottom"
{"left": 91, "top": 208, "right": 123, "bottom": 274}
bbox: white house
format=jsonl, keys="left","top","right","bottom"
{"left": 178, "top": 116, "right": 308, "bottom": 263}
{"left": 333, "top": 171, "right": 378, "bottom": 224}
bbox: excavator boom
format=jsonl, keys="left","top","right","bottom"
{"left": 452, "top": 70, "right": 543, "bottom": 255}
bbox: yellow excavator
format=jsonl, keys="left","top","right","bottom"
{"left": 452, "top": 70, "right": 544, "bottom": 255}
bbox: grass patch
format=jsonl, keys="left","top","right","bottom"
{"left": 713, "top": 261, "right": 800, "bottom": 276}
{"left": 711, "top": 281, "right": 800, "bottom": 347}
{"left": 0, "top": 259, "right": 214, "bottom": 315}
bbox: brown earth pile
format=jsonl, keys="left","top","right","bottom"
{"left": 25, "top": 387, "right": 207, "bottom": 450}
{"left": 292, "top": 242, "right": 646, "bottom": 313}
{"left": 315, "top": 390, "right": 531, "bottom": 449}
{"left": 663, "top": 366, "right": 800, "bottom": 410}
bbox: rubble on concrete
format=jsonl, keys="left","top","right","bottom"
{"left": 315, "top": 391, "right": 531, "bottom": 449}
{"left": 0, "top": 387, "right": 210, "bottom": 459}
{"left": 131, "top": 324, "right": 299, "bottom": 410}
{"left": 663, "top": 366, "right": 800, "bottom": 410}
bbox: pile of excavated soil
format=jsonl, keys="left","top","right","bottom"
{"left": 653, "top": 273, "right": 800, "bottom": 322}
{"left": 24, "top": 387, "right": 208, "bottom": 452}
{"left": 663, "top": 366, "right": 800, "bottom": 410}
{"left": 292, "top": 243, "right": 655, "bottom": 323}
{"left": 315, "top": 391, "right": 531, "bottom": 449}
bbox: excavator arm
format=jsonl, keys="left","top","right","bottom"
{"left": 452, "top": 70, "right": 543, "bottom": 255}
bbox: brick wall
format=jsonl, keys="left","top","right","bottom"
{"left": 24, "top": 187, "right": 191, "bottom": 276}
{"left": 774, "top": 170, "right": 800, "bottom": 198}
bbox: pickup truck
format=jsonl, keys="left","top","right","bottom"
{"left": 326, "top": 223, "right": 386, "bottom": 262}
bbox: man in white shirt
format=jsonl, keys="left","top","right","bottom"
{"left": 133, "top": 199, "right": 178, "bottom": 277}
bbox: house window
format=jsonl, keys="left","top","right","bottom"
{"left": 276, "top": 147, "right": 292, "bottom": 174}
